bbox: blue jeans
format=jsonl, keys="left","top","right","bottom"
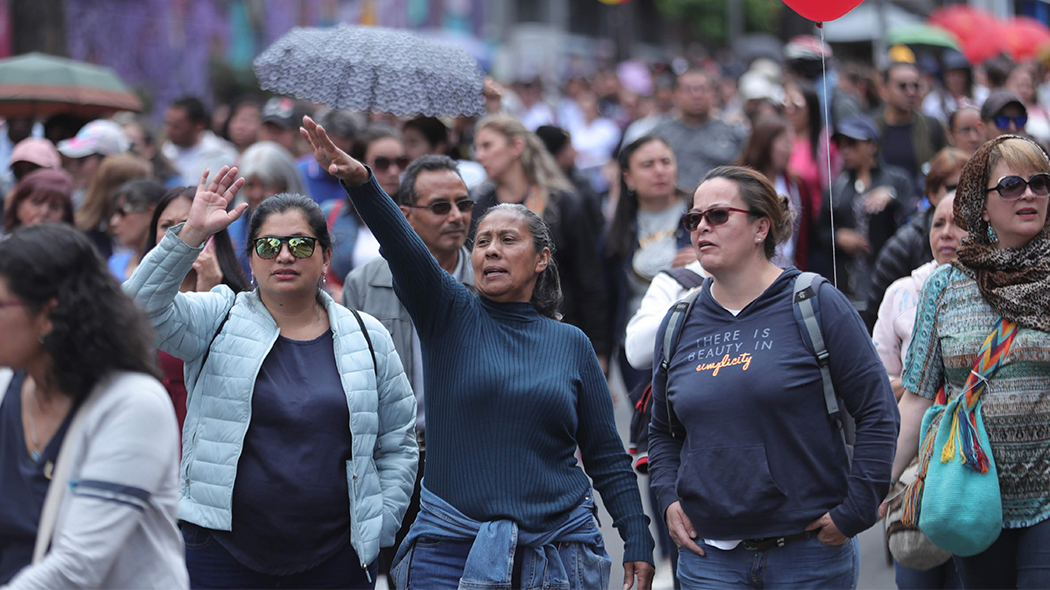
{"left": 952, "top": 518, "right": 1050, "bottom": 589}
{"left": 183, "top": 524, "right": 377, "bottom": 589}
{"left": 404, "top": 537, "right": 611, "bottom": 590}
{"left": 893, "top": 558, "right": 960, "bottom": 589}
{"left": 676, "top": 537, "right": 858, "bottom": 589}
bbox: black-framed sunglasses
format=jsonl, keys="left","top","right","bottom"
{"left": 994, "top": 115, "right": 1027, "bottom": 130}
{"left": 373, "top": 156, "right": 409, "bottom": 172}
{"left": 985, "top": 173, "right": 1050, "bottom": 200}
{"left": 253, "top": 236, "right": 318, "bottom": 259}
{"left": 406, "top": 198, "right": 473, "bottom": 215}
{"left": 681, "top": 206, "right": 756, "bottom": 231}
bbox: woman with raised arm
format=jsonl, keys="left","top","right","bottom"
{"left": 302, "top": 117, "right": 655, "bottom": 590}
{"left": 124, "top": 166, "right": 418, "bottom": 589}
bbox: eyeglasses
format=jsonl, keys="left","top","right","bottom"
{"left": 681, "top": 207, "right": 756, "bottom": 231}
{"left": 406, "top": 199, "right": 473, "bottom": 216}
{"left": 994, "top": 115, "right": 1027, "bottom": 130}
{"left": 897, "top": 82, "right": 920, "bottom": 92}
{"left": 252, "top": 235, "right": 318, "bottom": 259}
{"left": 372, "top": 156, "right": 409, "bottom": 172}
{"left": 985, "top": 173, "right": 1050, "bottom": 200}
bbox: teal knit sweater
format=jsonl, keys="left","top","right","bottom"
{"left": 344, "top": 174, "right": 654, "bottom": 564}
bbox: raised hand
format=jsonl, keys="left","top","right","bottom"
{"left": 179, "top": 166, "right": 247, "bottom": 248}
{"left": 300, "top": 116, "right": 369, "bottom": 186}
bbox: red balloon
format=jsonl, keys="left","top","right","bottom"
{"left": 781, "top": 0, "right": 865, "bottom": 23}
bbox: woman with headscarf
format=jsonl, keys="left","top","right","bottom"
{"left": 892, "top": 135, "right": 1050, "bottom": 588}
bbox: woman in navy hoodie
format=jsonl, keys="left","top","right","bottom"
{"left": 648, "top": 166, "right": 899, "bottom": 589}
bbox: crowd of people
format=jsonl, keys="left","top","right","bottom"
{"left": 0, "top": 32, "right": 1048, "bottom": 590}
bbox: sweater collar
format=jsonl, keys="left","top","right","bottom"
{"left": 479, "top": 297, "right": 541, "bottom": 322}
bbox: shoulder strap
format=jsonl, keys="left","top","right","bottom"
{"left": 663, "top": 267, "right": 706, "bottom": 290}
{"left": 793, "top": 272, "right": 853, "bottom": 463}
{"left": 349, "top": 308, "right": 378, "bottom": 376}
{"left": 195, "top": 309, "right": 232, "bottom": 385}
{"left": 658, "top": 288, "right": 704, "bottom": 439}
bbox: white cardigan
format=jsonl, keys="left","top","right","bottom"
{"left": 3, "top": 371, "right": 188, "bottom": 590}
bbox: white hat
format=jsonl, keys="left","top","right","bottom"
{"left": 57, "top": 120, "right": 130, "bottom": 159}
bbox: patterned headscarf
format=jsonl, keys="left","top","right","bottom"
{"left": 952, "top": 134, "right": 1050, "bottom": 332}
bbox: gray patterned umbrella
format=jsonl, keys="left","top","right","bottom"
{"left": 253, "top": 25, "right": 486, "bottom": 117}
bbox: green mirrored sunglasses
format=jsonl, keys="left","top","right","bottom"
{"left": 252, "top": 236, "right": 318, "bottom": 259}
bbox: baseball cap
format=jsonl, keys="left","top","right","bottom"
{"left": 785, "top": 36, "right": 832, "bottom": 61}
{"left": 10, "top": 138, "right": 61, "bottom": 169}
{"left": 739, "top": 72, "right": 784, "bottom": 104}
{"left": 56, "top": 120, "right": 130, "bottom": 159}
{"left": 261, "top": 97, "right": 308, "bottom": 129}
{"left": 834, "top": 115, "right": 880, "bottom": 142}
{"left": 980, "top": 90, "right": 1026, "bottom": 121}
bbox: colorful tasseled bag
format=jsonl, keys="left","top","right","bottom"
{"left": 900, "top": 318, "right": 1018, "bottom": 557}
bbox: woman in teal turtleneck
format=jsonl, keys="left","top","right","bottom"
{"left": 302, "top": 117, "right": 655, "bottom": 590}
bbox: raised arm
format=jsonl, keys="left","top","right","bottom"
{"left": 300, "top": 117, "right": 469, "bottom": 335}
{"left": 124, "top": 168, "right": 246, "bottom": 362}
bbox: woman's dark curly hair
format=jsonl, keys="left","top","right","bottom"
{"left": 475, "top": 203, "right": 563, "bottom": 320}
{"left": 0, "top": 223, "right": 160, "bottom": 401}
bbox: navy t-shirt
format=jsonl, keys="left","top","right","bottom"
{"left": 0, "top": 372, "right": 74, "bottom": 584}
{"left": 213, "top": 330, "right": 355, "bottom": 575}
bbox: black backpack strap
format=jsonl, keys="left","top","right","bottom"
{"left": 196, "top": 308, "right": 232, "bottom": 385}
{"left": 349, "top": 308, "right": 378, "bottom": 376}
{"left": 792, "top": 272, "right": 854, "bottom": 465}
{"left": 663, "top": 267, "right": 706, "bottom": 290}
{"left": 656, "top": 288, "right": 703, "bottom": 439}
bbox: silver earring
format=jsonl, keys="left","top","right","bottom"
{"left": 323, "top": 274, "right": 328, "bottom": 286}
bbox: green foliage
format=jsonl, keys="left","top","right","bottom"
{"left": 655, "top": 0, "right": 783, "bottom": 45}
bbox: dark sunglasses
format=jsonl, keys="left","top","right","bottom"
{"left": 994, "top": 115, "right": 1027, "bottom": 130}
{"left": 897, "top": 82, "right": 920, "bottom": 92}
{"left": 253, "top": 235, "right": 318, "bottom": 259}
{"left": 407, "top": 198, "right": 473, "bottom": 215}
{"left": 985, "top": 174, "right": 1050, "bottom": 200}
{"left": 681, "top": 206, "right": 756, "bottom": 231}
{"left": 373, "top": 156, "right": 409, "bottom": 172}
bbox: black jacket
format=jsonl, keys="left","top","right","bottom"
{"left": 861, "top": 206, "right": 935, "bottom": 331}
{"left": 469, "top": 184, "right": 611, "bottom": 357}
{"left": 816, "top": 162, "right": 914, "bottom": 304}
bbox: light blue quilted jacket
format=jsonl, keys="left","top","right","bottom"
{"left": 124, "top": 227, "right": 418, "bottom": 569}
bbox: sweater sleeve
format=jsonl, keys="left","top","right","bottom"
{"left": 123, "top": 225, "right": 235, "bottom": 363}
{"left": 646, "top": 309, "right": 685, "bottom": 522}
{"left": 6, "top": 376, "right": 180, "bottom": 590}
{"left": 817, "top": 283, "right": 900, "bottom": 538}
{"left": 574, "top": 335, "right": 655, "bottom": 565}
{"left": 624, "top": 274, "right": 689, "bottom": 371}
{"left": 341, "top": 173, "right": 471, "bottom": 338}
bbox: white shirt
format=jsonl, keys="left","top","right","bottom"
{"left": 624, "top": 260, "right": 706, "bottom": 370}
{"left": 872, "top": 260, "right": 939, "bottom": 378}
{"left": 162, "top": 131, "right": 238, "bottom": 185}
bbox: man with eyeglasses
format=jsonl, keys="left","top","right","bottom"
{"left": 875, "top": 62, "right": 947, "bottom": 194}
{"left": 980, "top": 90, "right": 1028, "bottom": 142}
{"left": 342, "top": 154, "right": 474, "bottom": 588}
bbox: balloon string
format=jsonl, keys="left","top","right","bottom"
{"left": 818, "top": 23, "right": 838, "bottom": 289}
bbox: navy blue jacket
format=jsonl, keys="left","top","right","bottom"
{"left": 648, "top": 269, "right": 899, "bottom": 540}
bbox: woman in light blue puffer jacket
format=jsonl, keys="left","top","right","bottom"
{"left": 124, "top": 166, "right": 418, "bottom": 589}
